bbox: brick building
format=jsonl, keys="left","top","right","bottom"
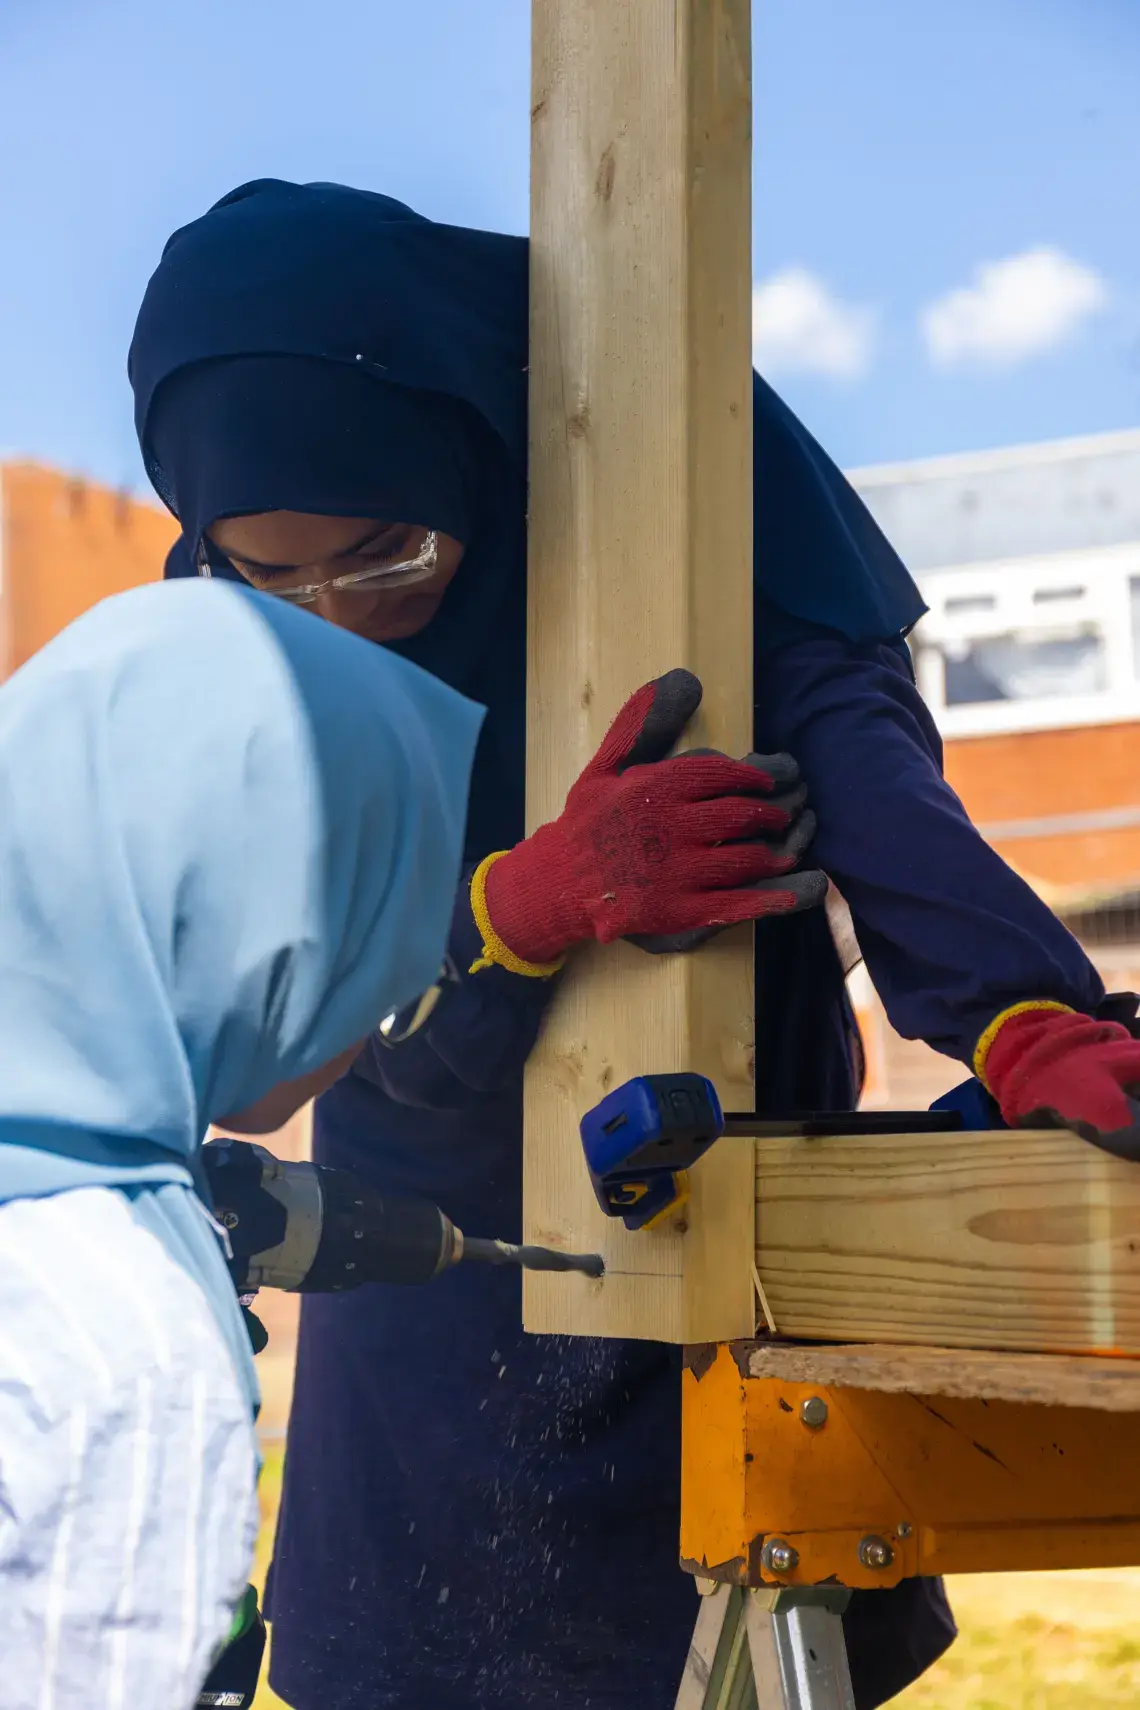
{"left": 0, "top": 461, "right": 176, "bottom": 677}
{"left": 848, "top": 428, "right": 1140, "bottom": 1107}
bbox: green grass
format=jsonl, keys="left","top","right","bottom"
{"left": 893, "top": 1572, "right": 1140, "bottom": 1708}
{"left": 896, "top": 1615, "right": 1140, "bottom": 1709}
{"left": 251, "top": 1446, "right": 290, "bottom": 1710}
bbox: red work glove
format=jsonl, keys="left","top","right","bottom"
{"left": 479, "top": 668, "right": 826, "bottom": 969}
{"left": 980, "top": 1002, "right": 1140, "bottom": 1158}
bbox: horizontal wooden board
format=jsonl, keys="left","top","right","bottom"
{"left": 755, "top": 1127, "right": 1140, "bottom": 1356}
{"left": 743, "top": 1342, "right": 1140, "bottom": 1411}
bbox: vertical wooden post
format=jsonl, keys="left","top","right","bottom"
{"left": 526, "top": 0, "right": 755, "bottom": 1342}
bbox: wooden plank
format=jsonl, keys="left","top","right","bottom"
{"left": 743, "top": 1342, "right": 1140, "bottom": 1411}
{"left": 525, "top": 0, "right": 755, "bottom": 1341}
{"left": 755, "top": 1127, "right": 1140, "bottom": 1356}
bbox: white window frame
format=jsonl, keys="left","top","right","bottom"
{"left": 913, "top": 542, "right": 1140, "bottom": 739}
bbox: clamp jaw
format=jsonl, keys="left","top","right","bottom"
{"left": 579, "top": 1074, "right": 977, "bottom": 1232}
{"left": 579, "top": 1073, "right": 725, "bottom": 1230}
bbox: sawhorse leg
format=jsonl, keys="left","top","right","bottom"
{"left": 676, "top": 1584, "right": 855, "bottom": 1710}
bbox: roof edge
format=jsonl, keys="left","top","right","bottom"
{"left": 848, "top": 426, "right": 1140, "bottom": 489}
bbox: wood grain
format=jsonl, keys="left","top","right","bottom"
{"left": 525, "top": 0, "right": 755, "bottom": 1341}
{"left": 743, "top": 1342, "right": 1140, "bottom": 1411}
{"left": 755, "top": 1127, "right": 1140, "bottom": 1356}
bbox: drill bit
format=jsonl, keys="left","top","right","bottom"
{"left": 459, "top": 1234, "right": 605, "bottom": 1278}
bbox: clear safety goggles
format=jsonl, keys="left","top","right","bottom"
{"left": 197, "top": 529, "right": 439, "bottom": 606}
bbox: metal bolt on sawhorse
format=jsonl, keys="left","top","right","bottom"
{"left": 675, "top": 1582, "right": 855, "bottom": 1710}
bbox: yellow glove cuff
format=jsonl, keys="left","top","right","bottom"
{"left": 972, "top": 999, "right": 1075, "bottom": 1091}
{"left": 468, "top": 851, "right": 567, "bottom": 979}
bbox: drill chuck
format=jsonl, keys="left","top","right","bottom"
{"left": 303, "top": 1164, "right": 459, "bottom": 1290}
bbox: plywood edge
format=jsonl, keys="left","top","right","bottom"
{"left": 742, "top": 1342, "right": 1140, "bottom": 1411}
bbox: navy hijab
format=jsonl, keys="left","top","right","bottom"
{"left": 130, "top": 177, "right": 923, "bottom": 860}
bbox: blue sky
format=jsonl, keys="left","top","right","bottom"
{"left": 0, "top": 0, "right": 1137, "bottom": 491}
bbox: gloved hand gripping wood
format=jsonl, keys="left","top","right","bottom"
{"left": 474, "top": 668, "right": 826, "bottom": 973}
{"left": 978, "top": 1000, "right": 1140, "bottom": 1161}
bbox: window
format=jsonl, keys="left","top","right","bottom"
{"left": 944, "top": 594, "right": 995, "bottom": 616}
{"left": 1033, "top": 586, "right": 1085, "bottom": 604}
{"left": 1060, "top": 892, "right": 1140, "bottom": 951}
{"left": 939, "top": 627, "right": 1107, "bottom": 706}
{"left": 916, "top": 552, "right": 1140, "bottom": 731}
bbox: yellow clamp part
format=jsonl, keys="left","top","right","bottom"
{"left": 973, "top": 999, "right": 1075, "bottom": 1091}
{"left": 468, "top": 851, "right": 567, "bottom": 980}
{"left": 640, "top": 1170, "right": 691, "bottom": 1231}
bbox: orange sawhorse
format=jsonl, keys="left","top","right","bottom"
{"left": 674, "top": 1341, "right": 1140, "bottom": 1709}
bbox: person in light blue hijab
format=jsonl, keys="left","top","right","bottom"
{"left": 0, "top": 576, "right": 482, "bottom": 1709}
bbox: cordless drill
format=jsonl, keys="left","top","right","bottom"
{"left": 199, "top": 1136, "right": 604, "bottom": 1293}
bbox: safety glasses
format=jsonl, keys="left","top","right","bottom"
{"left": 197, "top": 529, "right": 439, "bottom": 605}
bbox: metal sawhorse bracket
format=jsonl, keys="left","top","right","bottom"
{"left": 677, "top": 1583, "right": 854, "bottom": 1710}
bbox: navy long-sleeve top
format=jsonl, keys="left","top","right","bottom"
{"left": 266, "top": 618, "right": 1096, "bottom": 1710}
{"left": 336, "top": 623, "right": 1102, "bottom": 1117}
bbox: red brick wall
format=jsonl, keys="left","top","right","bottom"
{"left": 859, "top": 724, "right": 1140, "bottom": 1108}
{"left": 945, "top": 721, "right": 1140, "bottom": 892}
{"left": 1, "top": 462, "right": 177, "bottom": 677}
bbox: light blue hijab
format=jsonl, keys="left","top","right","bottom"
{"left": 0, "top": 577, "right": 482, "bottom": 1404}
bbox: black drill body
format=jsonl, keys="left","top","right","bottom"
{"left": 200, "top": 1137, "right": 603, "bottom": 1294}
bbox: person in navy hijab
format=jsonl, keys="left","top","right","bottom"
{"left": 130, "top": 179, "right": 1136, "bottom": 1710}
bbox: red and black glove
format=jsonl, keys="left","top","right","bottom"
{"left": 979, "top": 1001, "right": 1140, "bottom": 1160}
{"left": 474, "top": 668, "right": 826, "bottom": 972}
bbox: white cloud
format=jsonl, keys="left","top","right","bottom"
{"left": 922, "top": 248, "right": 1108, "bottom": 370}
{"left": 751, "top": 268, "right": 875, "bottom": 380}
